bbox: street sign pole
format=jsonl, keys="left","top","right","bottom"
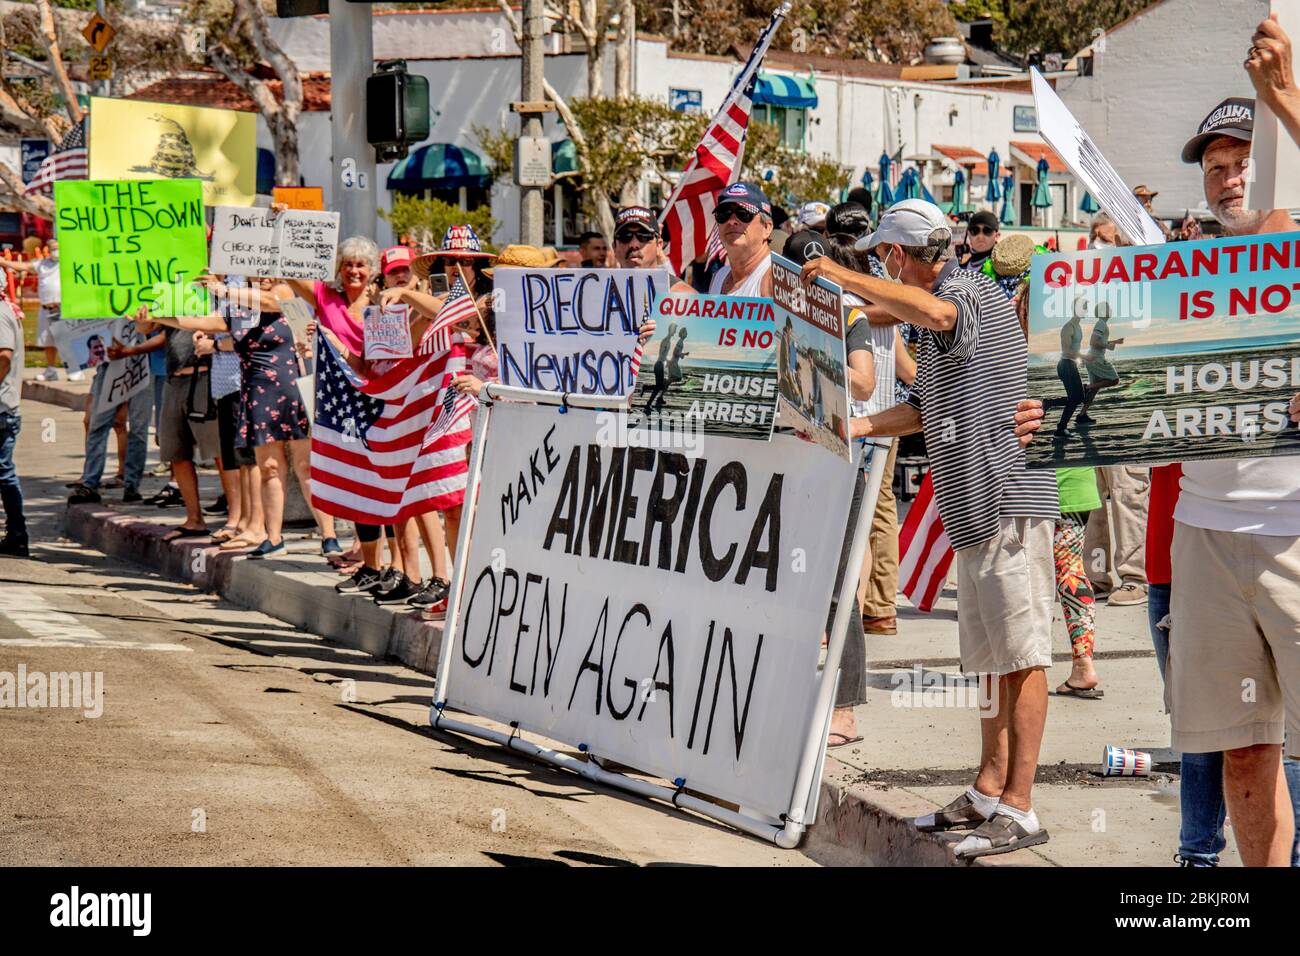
{"left": 330, "top": 0, "right": 377, "bottom": 239}
{"left": 518, "top": 0, "right": 545, "bottom": 247}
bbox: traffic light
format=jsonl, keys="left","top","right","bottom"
{"left": 366, "top": 60, "right": 430, "bottom": 163}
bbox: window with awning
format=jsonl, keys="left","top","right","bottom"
{"left": 752, "top": 73, "right": 818, "bottom": 109}
{"left": 386, "top": 143, "right": 492, "bottom": 192}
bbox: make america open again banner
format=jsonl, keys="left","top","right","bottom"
{"left": 443, "top": 402, "right": 857, "bottom": 818}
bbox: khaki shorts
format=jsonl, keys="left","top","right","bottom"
{"left": 954, "top": 516, "right": 1055, "bottom": 676}
{"left": 159, "top": 374, "right": 220, "bottom": 464}
{"left": 1168, "top": 522, "right": 1300, "bottom": 756}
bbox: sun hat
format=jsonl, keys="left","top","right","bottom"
{"left": 990, "top": 233, "right": 1038, "bottom": 277}
{"left": 483, "top": 244, "right": 551, "bottom": 276}
{"left": 412, "top": 224, "right": 495, "bottom": 279}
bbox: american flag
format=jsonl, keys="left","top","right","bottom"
{"left": 660, "top": 1, "right": 790, "bottom": 276}
{"left": 23, "top": 119, "right": 88, "bottom": 196}
{"left": 897, "top": 471, "right": 954, "bottom": 613}
{"left": 310, "top": 329, "right": 473, "bottom": 525}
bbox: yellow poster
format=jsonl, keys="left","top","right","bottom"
{"left": 88, "top": 96, "right": 257, "bottom": 206}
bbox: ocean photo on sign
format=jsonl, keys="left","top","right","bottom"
{"left": 1026, "top": 233, "right": 1300, "bottom": 468}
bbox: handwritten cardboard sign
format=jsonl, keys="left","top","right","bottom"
{"left": 55, "top": 179, "right": 208, "bottom": 319}
{"left": 272, "top": 210, "right": 340, "bottom": 281}
{"left": 209, "top": 207, "right": 340, "bottom": 281}
{"left": 363, "top": 303, "right": 414, "bottom": 359}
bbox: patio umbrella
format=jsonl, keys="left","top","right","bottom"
{"left": 860, "top": 168, "right": 874, "bottom": 190}
{"left": 951, "top": 168, "right": 966, "bottom": 214}
{"left": 1031, "top": 157, "right": 1053, "bottom": 209}
{"left": 999, "top": 173, "right": 1016, "bottom": 225}
{"left": 877, "top": 152, "right": 894, "bottom": 207}
{"left": 985, "top": 148, "right": 1001, "bottom": 201}
{"left": 1080, "top": 190, "right": 1100, "bottom": 214}
{"left": 898, "top": 167, "right": 921, "bottom": 201}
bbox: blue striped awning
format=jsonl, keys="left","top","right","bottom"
{"left": 752, "top": 72, "right": 817, "bottom": 109}
{"left": 386, "top": 143, "right": 491, "bottom": 191}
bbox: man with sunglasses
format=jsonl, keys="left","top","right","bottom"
{"left": 708, "top": 182, "right": 775, "bottom": 298}
{"left": 958, "top": 210, "right": 1000, "bottom": 271}
{"left": 612, "top": 206, "right": 667, "bottom": 270}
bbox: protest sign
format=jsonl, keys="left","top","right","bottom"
{"left": 272, "top": 186, "right": 325, "bottom": 211}
{"left": 91, "top": 320, "right": 151, "bottom": 417}
{"left": 1026, "top": 232, "right": 1300, "bottom": 468}
{"left": 442, "top": 401, "right": 857, "bottom": 820}
{"left": 1246, "top": 1, "right": 1300, "bottom": 211}
{"left": 52, "top": 318, "right": 115, "bottom": 371}
{"left": 494, "top": 267, "right": 670, "bottom": 396}
{"left": 630, "top": 292, "right": 778, "bottom": 441}
{"left": 88, "top": 97, "right": 257, "bottom": 206}
{"left": 1030, "top": 69, "right": 1165, "bottom": 247}
{"left": 363, "top": 303, "right": 414, "bottom": 359}
{"left": 20, "top": 139, "right": 49, "bottom": 184}
{"left": 271, "top": 210, "right": 340, "bottom": 281}
{"left": 209, "top": 206, "right": 278, "bottom": 277}
{"left": 770, "top": 254, "right": 851, "bottom": 461}
{"left": 54, "top": 179, "right": 208, "bottom": 319}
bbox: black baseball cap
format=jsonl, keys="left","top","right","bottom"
{"left": 1181, "top": 97, "right": 1254, "bottom": 164}
{"left": 715, "top": 181, "right": 772, "bottom": 216}
{"left": 967, "top": 210, "right": 999, "bottom": 232}
{"left": 783, "top": 230, "right": 831, "bottom": 265}
{"left": 614, "top": 206, "right": 660, "bottom": 238}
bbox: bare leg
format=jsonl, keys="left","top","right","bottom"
{"left": 217, "top": 458, "right": 241, "bottom": 531}
{"left": 395, "top": 519, "right": 422, "bottom": 585}
{"left": 255, "top": 443, "right": 287, "bottom": 545}
{"left": 1223, "top": 744, "right": 1293, "bottom": 866}
{"left": 240, "top": 463, "right": 265, "bottom": 537}
{"left": 974, "top": 673, "right": 1010, "bottom": 800}
{"left": 170, "top": 459, "right": 207, "bottom": 531}
{"left": 113, "top": 403, "right": 128, "bottom": 478}
{"left": 442, "top": 505, "right": 462, "bottom": 574}
{"left": 999, "top": 668, "right": 1049, "bottom": 812}
{"left": 413, "top": 511, "right": 448, "bottom": 580}
{"left": 387, "top": 527, "right": 404, "bottom": 577}
{"left": 286, "top": 438, "right": 335, "bottom": 540}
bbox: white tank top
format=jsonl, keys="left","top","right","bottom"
{"left": 709, "top": 256, "right": 772, "bottom": 297}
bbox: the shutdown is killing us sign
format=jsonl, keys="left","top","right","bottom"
{"left": 443, "top": 402, "right": 857, "bottom": 819}
{"left": 494, "top": 267, "right": 670, "bottom": 396}
{"left": 1027, "top": 232, "right": 1300, "bottom": 468}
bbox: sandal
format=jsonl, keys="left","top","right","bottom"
{"left": 220, "top": 535, "right": 265, "bottom": 551}
{"left": 1055, "top": 681, "right": 1104, "bottom": 700}
{"left": 162, "top": 525, "right": 210, "bottom": 542}
{"left": 915, "top": 792, "right": 990, "bottom": 832}
{"left": 953, "top": 812, "right": 1050, "bottom": 859}
{"left": 210, "top": 527, "right": 241, "bottom": 543}
{"left": 827, "top": 732, "right": 863, "bottom": 749}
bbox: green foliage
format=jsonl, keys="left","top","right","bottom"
{"left": 950, "top": 0, "right": 1150, "bottom": 64}
{"left": 471, "top": 123, "right": 514, "bottom": 184}
{"left": 378, "top": 193, "right": 498, "bottom": 251}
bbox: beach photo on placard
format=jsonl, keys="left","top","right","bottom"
{"left": 1026, "top": 233, "right": 1300, "bottom": 468}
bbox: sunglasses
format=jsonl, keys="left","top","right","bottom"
{"left": 714, "top": 205, "right": 757, "bottom": 225}
{"left": 967, "top": 225, "right": 997, "bottom": 237}
{"left": 615, "top": 229, "right": 656, "bottom": 243}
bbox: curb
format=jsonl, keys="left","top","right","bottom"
{"left": 62, "top": 501, "right": 998, "bottom": 867}
{"left": 62, "top": 503, "right": 445, "bottom": 677}
{"left": 22, "top": 378, "right": 86, "bottom": 411}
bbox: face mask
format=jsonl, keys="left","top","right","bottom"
{"left": 881, "top": 247, "right": 903, "bottom": 283}
{"left": 1090, "top": 238, "right": 1113, "bottom": 250}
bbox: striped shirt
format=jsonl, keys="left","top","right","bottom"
{"left": 844, "top": 294, "right": 895, "bottom": 417}
{"left": 905, "top": 260, "right": 1057, "bottom": 550}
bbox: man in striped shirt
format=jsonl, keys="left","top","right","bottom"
{"left": 802, "top": 199, "right": 1059, "bottom": 859}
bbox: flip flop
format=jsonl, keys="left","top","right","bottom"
{"left": 1055, "top": 681, "right": 1104, "bottom": 699}
{"left": 220, "top": 535, "right": 265, "bottom": 551}
{"left": 210, "top": 527, "right": 241, "bottom": 543}
{"left": 162, "top": 526, "right": 210, "bottom": 542}
{"left": 827, "top": 732, "right": 864, "bottom": 749}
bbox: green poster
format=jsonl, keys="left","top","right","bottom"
{"left": 54, "top": 178, "right": 209, "bottom": 319}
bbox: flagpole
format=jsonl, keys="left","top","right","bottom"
{"left": 454, "top": 262, "right": 495, "bottom": 354}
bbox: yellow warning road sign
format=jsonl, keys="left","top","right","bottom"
{"left": 83, "top": 13, "right": 115, "bottom": 54}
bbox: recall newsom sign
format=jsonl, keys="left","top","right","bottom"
{"left": 442, "top": 401, "right": 856, "bottom": 818}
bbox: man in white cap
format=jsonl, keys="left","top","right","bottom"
{"left": 803, "top": 198, "right": 1059, "bottom": 859}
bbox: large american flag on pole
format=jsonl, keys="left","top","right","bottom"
{"left": 897, "top": 471, "right": 955, "bottom": 613}
{"left": 660, "top": 1, "right": 790, "bottom": 276}
{"left": 24, "top": 119, "right": 88, "bottom": 196}
{"left": 311, "top": 322, "right": 474, "bottom": 524}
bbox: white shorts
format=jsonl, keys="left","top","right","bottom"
{"left": 954, "top": 516, "right": 1055, "bottom": 676}
{"left": 36, "top": 305, "right": 61, "bottom": 348}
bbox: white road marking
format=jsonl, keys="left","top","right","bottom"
{"left": 0, "top": 589, "right": 190, "bottom": 651}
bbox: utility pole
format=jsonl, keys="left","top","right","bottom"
{"left": 517, "top": 0, "right": 546, "bottom": 247}
{"left": 330, "top": 0, "right": 377, "bottom": 239}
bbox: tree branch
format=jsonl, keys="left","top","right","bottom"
{"left": 34, "top": 0, "right": 81, "bottom": 126}
{"left": 0, "top": 161, "right": 53, "bottom": 218}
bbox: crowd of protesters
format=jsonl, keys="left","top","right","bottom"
{"left": 0, "top": 10, "right": 1297, "bottom": 869}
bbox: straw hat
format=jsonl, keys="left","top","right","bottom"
{"left": 483, "top": 244, "right": 550, "bottom": 276}
{"left": 411, "top": 224, "right": 496, "bottom": 279}
{"left": 540, "top": 246, "right": 565, "bottom": 266}
{"left": 990, "top": 233, "right": 1038, "bottom": 277}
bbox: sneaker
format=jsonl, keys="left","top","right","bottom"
{"left": 39, "top": 367, "right": 59, "bottom": 381}
{"left": 246, "top": 539, "right": 285, "bottom": 559}
{"left": 420, "top": 597, "right": 449, "bottom": 621}
{"left": 66, "top": 369, "right": 85, "bottom": 382}
{"left": 373, "top": 566, "right": 403, "bottom": 594}
{"left": 1107, "top": 583, "right": 1148, "bottom": 607}
{"left": 147, "top": 484, "right": 182, "bottom": 508}
{"left": 408, "top": 577, "right": 449, "bottom": 609}
{"left": 203, "top": 494, "right": 228, "bottom": 516}
{"left": 0, "top": 536, "right": 30, "bottom": 558}
{"left": 67, "top": 484, "right": 101, "bottom": 505}
{"left": 320, "top": 537, "right": 342, "bottom": 556}
{"left": 122, "top": 488, "right": 143, "bottom": 504}
{"left": 374, "top": 575, "right": 421, "bottom": 605}
{"left": 336, "top": 566, "right": 385, "bottom": 594}
{"left": 149, "top": 462, "right": 171, "bottom": 478}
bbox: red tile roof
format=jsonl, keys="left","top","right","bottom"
{"left": 1010, "top": 140, "right": 1067, "bottom": 173}
{"left": 126, "top": 73, "right": 331, "bottom": 113}
{"left": 932, "top": 144, "right": 985, "bottom": 164}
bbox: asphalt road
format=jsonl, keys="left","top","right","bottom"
{"left": 0, "top": 395, "right": 812, "bottom": 868}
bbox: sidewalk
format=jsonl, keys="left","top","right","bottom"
{"left": 21, "top": 380, "right": 1222, "bottom": 867}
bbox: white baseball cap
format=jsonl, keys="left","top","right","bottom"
{"left": 855, "top": 199, "right": 951, "bottom": 252}
{"left": 796, "top": 201, "right": 831, "bottom": 229}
